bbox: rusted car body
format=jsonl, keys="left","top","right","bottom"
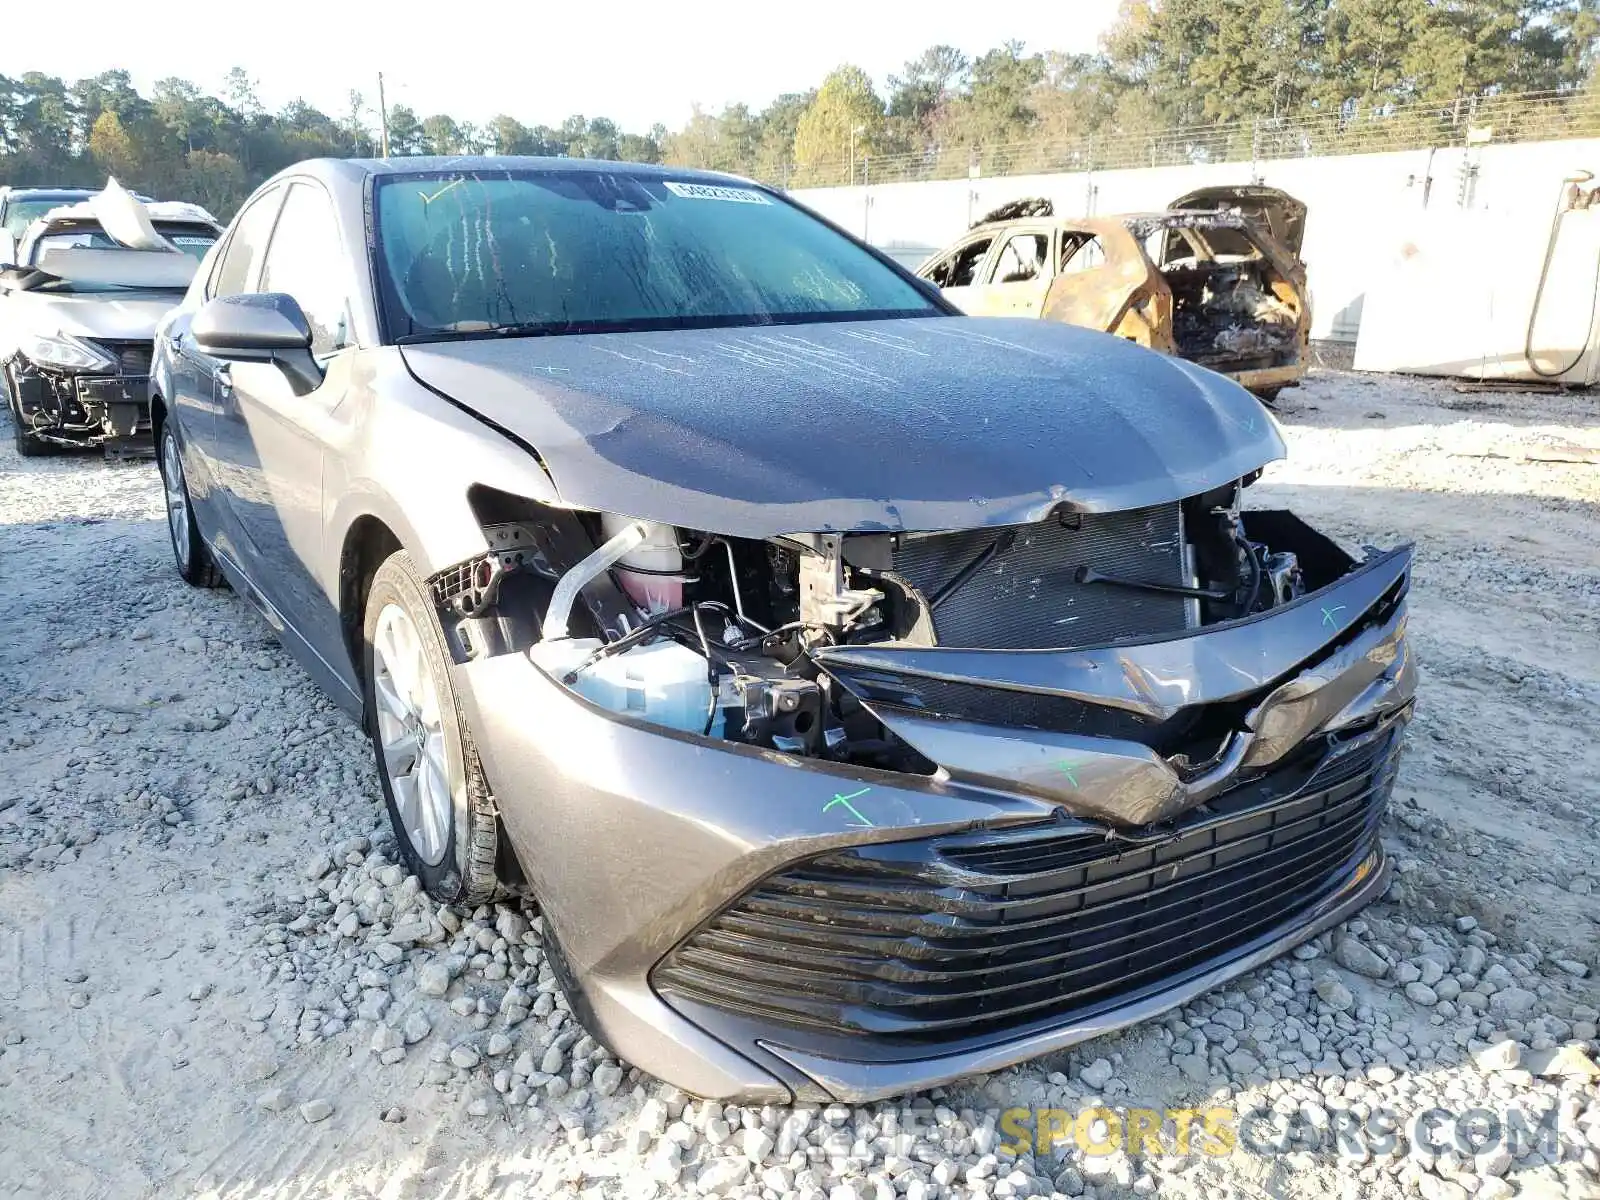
{"left": 919, "top": 187, "right": 1310, "bottom": 399}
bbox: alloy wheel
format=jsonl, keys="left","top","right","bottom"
{"left": 161, "top": 431, "right": 191, "bottom": 567}
{"left": 371, "top": 602, "right": 452, "bottom": 866}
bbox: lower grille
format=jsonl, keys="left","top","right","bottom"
{"left": 654, "top": 726, "right": 1399, "bottom": 1044}
{"left": 90, "top": 340, "right": 154, "bottom": 376}
{"left": 889, "top": 505, "right": 1190, "bottom": 649}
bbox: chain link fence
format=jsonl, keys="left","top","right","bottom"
{"left": 774, "top": 88, "right": 1600, "bottom": 190}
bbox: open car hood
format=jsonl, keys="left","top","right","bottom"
{"left": 1169, "top": 186, "right": 1306, "bottom": 257}
{"left": 0, "top": 247, "right": 198, "bottom": 292}
{"left": 401, "top": 316, "right": 1283, "bottom": 537}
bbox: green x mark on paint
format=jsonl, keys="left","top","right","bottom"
{"left": 823, "top": 787, "right": 874, "bottom": 827}
{"left": 1321, "top": 604, "right": 1347, "bottom": 627}
{"left": 1055, "top": 759, "right": 1084, "bottom": 788}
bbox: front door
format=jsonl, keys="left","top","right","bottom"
{"left": 964, "top": 227, "right": 1056, "bottom": 317}
{"left": 212, "top": 180, "right": 360, "bottom": 702}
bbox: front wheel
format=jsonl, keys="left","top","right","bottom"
{"left": 363, "top": 550, "right": 501, "bottom": 905}
{"left": 158, "top": 421, "right": 223, "bottom": 587}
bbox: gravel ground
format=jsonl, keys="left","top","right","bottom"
{"left": 1, "top": 370, "right": 1597, "bottom": 1200}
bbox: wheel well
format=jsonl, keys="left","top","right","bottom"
{"left": 149, "top": 394, "right": 167, "bottom": 451}
{"left": 339, "top": 516, "right": 402, "bottom": 686}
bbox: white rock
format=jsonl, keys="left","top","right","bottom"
{"left": 1079, "top": 1057, "right": 1115, "bottom": 1090}
{"left": 415, "top": 962, "right": 451, "bottom": 997}
{"left": 299, "top": 1099, "right": 333, "bottom": 1123}
{"left": 257, "top": 1088, "right": 291, "bottom": 1112}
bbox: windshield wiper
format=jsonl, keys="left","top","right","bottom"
{"left": 396, "top": 321, "right": 569, "bottom": 346}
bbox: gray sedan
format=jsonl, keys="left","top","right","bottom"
{"left": 149, "top": 157, "right": 1415, "bottom": 1102}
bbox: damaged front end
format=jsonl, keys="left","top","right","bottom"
{"left": 434, "top": 473, "right": 1412, "bottom": 1099}
{"left": 4, "top": 337, "right": 154, "bottom": 455}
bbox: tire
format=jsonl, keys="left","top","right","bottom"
{"left": 1252, "top": 386, "right": 1282, "bottom": 405}
{"left": 158, "top": 421, "right": 223, "bottom": 587}
{"left": 363, "top": 550, "right": 501, "bottom": 906}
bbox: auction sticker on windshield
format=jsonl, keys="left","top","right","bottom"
{"left": 663, "top": 181, "right": 771, "bottom": 204}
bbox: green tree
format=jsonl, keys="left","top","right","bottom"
{"left": 387, "top": 105, "right": 423, "bottom": 155}
{"left": 792, "top": 66, "right": 884, "bottom": 184}
{"left": 88, "top": 110, "right": 137, "bottom": 179}
{"left": 185, "top": 148, "right": 247, "bottom": 215}
{"left": 421, "top": 113, "right": 463, "bottom": 155}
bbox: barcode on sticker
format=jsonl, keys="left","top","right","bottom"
{"left": 663, "top": 181, "right": 771, "bottom": 204}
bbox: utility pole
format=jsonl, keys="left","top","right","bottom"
{"left": 377, "top": 72, "right": 391, "bottom": 158}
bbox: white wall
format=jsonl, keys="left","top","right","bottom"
{"left": 791, "top": 138, "right": 1600, "bottom": 343}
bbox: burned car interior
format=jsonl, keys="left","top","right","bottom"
{"left": 921, "top": 191, "right": 1310, "bottom": 399}
{"left": 1142, "top": 216, "right": 1304, "bottom": 373}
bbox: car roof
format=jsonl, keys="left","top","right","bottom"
{"left": 5, "top": 187, "right": 99, "bottom": 200}
{"left": 265, "top": 156, "right": 764, "bottom": 192}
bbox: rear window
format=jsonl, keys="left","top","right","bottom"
{"left": 373, "top": 169, "right": 939, "bottom": 340}
{"left": 4, "top": 197, "right": 88, "bottom": 237}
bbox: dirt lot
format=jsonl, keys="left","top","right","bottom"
{"left": 1, "top": 371, "right": 1597, "bottom": 1200}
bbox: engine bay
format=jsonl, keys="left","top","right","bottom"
{"left": 433, "top": 480, "right": 1374, "bottom": 785}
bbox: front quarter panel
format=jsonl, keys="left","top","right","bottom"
{"left": 323, "top": 347, "right": 563, "bottom": 587}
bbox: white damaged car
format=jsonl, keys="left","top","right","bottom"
{"left": 0, "top": 181, "right": 220, "bottom": 456}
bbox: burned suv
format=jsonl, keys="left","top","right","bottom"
{"left": 0, "top": 183, "right": 219, "bottom": 455}
{"left": 921, "top": 187, "right": 1310, "bottom": 401}
{"left": 152, "top": 158, "right": 1411, "bottom": 1101}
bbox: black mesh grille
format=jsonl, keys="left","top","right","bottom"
{"left": 890, "top": 506, "right": 1189, "bottom": 649}
{"left": 654, "top": 728, "right": 1399, "bottom": 1043}
{"left": 90, "top": 340, "right": 153, "bottom": 376}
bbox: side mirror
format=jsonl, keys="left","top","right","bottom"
{"left": 193, "top": 293, "right": 321, "bottom": 396}
{"left": 193, "top": 292, "right": 313, "bottom": 355}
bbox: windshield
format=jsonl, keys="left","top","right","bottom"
{"left": 4, "top": 197, "right": 90, "bottom": 238}
{"left": 373, "top": 169, "right": 939, "bottom": 340}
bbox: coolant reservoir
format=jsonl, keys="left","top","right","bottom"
{"left": 600, "top": 514, "right": 682, "bottom": 612}
{"left": 530, "top": 638, "right": 712, "bottom": 734}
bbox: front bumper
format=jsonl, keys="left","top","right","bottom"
{"left": 454, "top": 545, "right": 1414, "bottom": 1102}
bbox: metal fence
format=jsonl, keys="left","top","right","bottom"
{"left": 775, "top": 87, "right": 1600, "bottom": 190}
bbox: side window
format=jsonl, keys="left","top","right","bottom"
{"left": 1060, "top": 234, "right": 1107, "bottom": 274}
{"left": 924, "top": 236, "right": 994, "bottom": 289}
{"left": 258, "top": 183, "right": 352, "bottom": 358}
{"left": 211, "top": 188, "right": 282, "bottom": 298}
{"left": 991, "top": 233, "right": 1050, "bottom": 284}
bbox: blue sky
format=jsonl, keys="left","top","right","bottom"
{"left": 21, "top": 0, "right": 1123, "bottom": 132}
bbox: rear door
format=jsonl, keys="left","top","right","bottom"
{"left": 170, "top": 184, "right": 285, "bottom": 565}
{"left": 214, "top": 180, "right": 361, "bottom": 702}
{"left": 1042, "top": 226, "right": 1151, "bottom": 333}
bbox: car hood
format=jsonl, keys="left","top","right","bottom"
{"left": 1, "top": 289, "right": 180, "bottom": 342}
{"left": 400, "top": 316, "right": 1284, "bottom": 537}
{"left": 1169, "top": 185, "right": 1307, "bottom": 257}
